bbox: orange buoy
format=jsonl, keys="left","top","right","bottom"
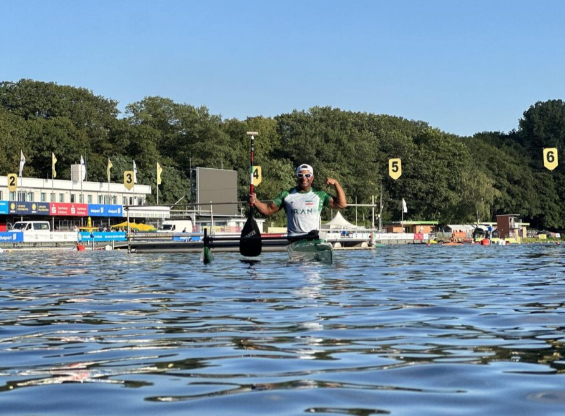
{"left": 76, "top": 244, "right": 86, "bottom": 251}
{"left": 480, "top": 238, "right": 490, "bottom": 246}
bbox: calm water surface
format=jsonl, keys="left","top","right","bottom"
{"left": 1, "top": 244, "right": 565, "bottom": 415}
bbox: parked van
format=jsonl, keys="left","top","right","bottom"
{"left": 157, "top": 220, "right": 193, "bottom": 233}
{"left": 9, "top": 221, "right": 51, "bottom": 234}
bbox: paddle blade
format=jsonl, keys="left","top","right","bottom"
{"left": 201, "top": 228, "right": 214, "bottom": 264}
{"left": 201, "top": 246, "right": 214, "bottom": 264}
{"left": 240, "top": 215, "right": 262, "bottom": 257}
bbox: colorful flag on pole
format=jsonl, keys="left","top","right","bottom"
{"left": 157, "top": 162, "right": 163, "bottom": 185}
{"left": 19, "top": 150, "right": 26, "bottom": 177}
{"left": 52, "top": 153, "right": 57, "bottom": 178}
{"left": 402, "top": 198, "right": 408, "bottom": 213}
{"left": 133, "top": 160, "right": 138, "bottom": 184}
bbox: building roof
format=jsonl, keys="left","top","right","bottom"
{"left": 445, "top": 224, "right": 476, "bottom": 232}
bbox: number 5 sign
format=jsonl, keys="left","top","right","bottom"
{"left": 389, "top": 158, "right": 402, "bottom": 180}
{"left": 543, "top": 148, "right": 558, "bottom": 171}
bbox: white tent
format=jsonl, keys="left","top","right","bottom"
{"left": 322, "top": 212, "right": 362, "bottom": 230}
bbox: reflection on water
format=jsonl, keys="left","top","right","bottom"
{"left": 1, "top": 245, "right": 565, "bottom": 415}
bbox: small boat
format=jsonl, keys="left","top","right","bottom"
{"left": 287, "top": 239, "right": 334, "bottom": 264}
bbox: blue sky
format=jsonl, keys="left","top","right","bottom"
{"left": 2, "top": 0, "right": 564, "bottom": 136}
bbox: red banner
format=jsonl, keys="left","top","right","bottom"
{"left": 50, "top": 203, "right": 88, "bottom": 216}
{"left": 414, "top": 233, "right": 424, "bottom": 240}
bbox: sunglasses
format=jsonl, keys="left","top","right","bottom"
{"left": 297, "top": 173, "right": 313, "bottom": 178}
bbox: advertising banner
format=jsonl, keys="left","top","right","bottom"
{"left": 0, "top": 201, "right": 9, "bottom": 214}
{"left": 87, "top": 204, "right": 124, "bottom": 217}
{"left": 0, "top": 232, "right": 24, "bottom": 243}
{"left": 173, "top": 236, "right": 201, "bottom": 242}
{"left": 50, "top": 203, "right": 88, "bottom": 216}
{"left": 8, "top": 201, "right": 50, "bottom": 215}
{"left": 78, "top": 231, "right": 127, "bottom": 242}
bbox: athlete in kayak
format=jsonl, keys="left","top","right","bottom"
{"left": 249, "top": 163, "right": 347, "bottom": 236}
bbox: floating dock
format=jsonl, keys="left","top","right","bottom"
{"left": 120, "top": 234, "right": 374, "bottom": 253}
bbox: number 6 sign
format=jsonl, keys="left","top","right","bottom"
{"left": 543, "top": 148, "right": 558, "bottom": 171}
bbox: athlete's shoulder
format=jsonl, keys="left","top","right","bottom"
{"left": 273, "top": 188, "right": 295, "bottom": 205}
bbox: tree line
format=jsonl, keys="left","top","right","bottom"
{"left": 1, "top": 79, "right": 564, "bottom": 229}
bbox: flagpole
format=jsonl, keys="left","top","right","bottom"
{"left": 401, "top": 200, "right": 404, "bottom": 224}
{"left": 379, "top": 183, "right": 383, "bottom": 232}
{"left": 19, "top": 150, "right": 25, "bottom": 202}
{"left": 52, "top": 153, "right": 56, "bottom": 204}
{"left": 107, "top": 158, "right": 112, "bottom": 204}
{"left": 372, "top": 195, "right": 375, "bottom": 229}
{"left": 156, "top": 162, "right": 162, "bottom": 205}
{"left": 133, "top": 160, "right": 137, "bottom": 206}
{"left": 81, "top": 154, "right": 87, "bottom": 203}
{"left": 81, "top": 156, "right": 84, "bottom": 203}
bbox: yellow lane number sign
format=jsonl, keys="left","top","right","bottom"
{"left": 124, "top": 171, "right": 135, "bottom": 190}
{"left": 389, "top": 158, "right": 402, "bottom": 180}
{"left": 7, "top": 174, "right": 17, "bottom": 192}
{"left": 252, "top": 166, "right": 262, "bottom": 186}
{"left": 543, "top": 148, "right": 558, "bottom": 171}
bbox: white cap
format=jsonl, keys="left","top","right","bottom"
{"left": 296, "top": 164, "right": 313, "bottom": 175}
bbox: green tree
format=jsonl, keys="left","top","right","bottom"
{"left": 518, "top": 100, "right": 565, "bottom": 164}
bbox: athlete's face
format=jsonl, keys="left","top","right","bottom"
{"left": 296, "top": 170, "right": 314, "bottom": 191}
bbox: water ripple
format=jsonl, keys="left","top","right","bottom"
{"left": 1, "top": 245, "right": 565, "bottom": 415}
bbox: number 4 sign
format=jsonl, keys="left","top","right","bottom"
{"left": 252, "top": 166, "right": 262, "bottom": 186}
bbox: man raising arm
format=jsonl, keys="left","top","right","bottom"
{"left": 249, "top": 163, "right": 347, "bottom": 236}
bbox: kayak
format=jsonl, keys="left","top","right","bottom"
{"left": 287, "top": 239, "right": 333, "bottom": 264}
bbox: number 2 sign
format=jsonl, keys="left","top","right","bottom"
{"left": 7, "top": 173, "right": 17, "bottom": 192}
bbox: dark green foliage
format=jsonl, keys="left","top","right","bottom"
{"left": 1, "top": 79, "right": 564, "bottom": 229}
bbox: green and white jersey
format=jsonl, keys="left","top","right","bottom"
{"left": 273, "top": 187, "right": 331, "bottom": 235}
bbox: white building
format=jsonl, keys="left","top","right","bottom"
{"left": 1, "top": 176, "right": 151, "bottom": 206}
{"left": 0, "top": 169, "right": 155, "bottom": 230}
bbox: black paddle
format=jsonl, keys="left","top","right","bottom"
{"left": 240, "top": 132, "right": 262, "bottom": 257}
{"left": 201, "top": 228, "right": 214, "bottom": 264}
